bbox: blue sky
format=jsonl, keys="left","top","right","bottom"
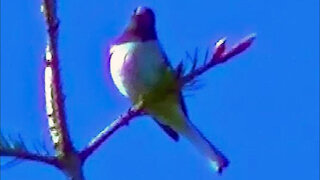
{"left": 1, "top": 0, "right": 319, "bottom": 179}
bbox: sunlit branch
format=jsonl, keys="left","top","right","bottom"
{"left": 41, "top": 0, "right": 85, "bottom": 179}
{"left": 41, "top": 0, "right": 74, "bottom": 156}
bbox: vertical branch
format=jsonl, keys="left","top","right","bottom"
{"left": 41, "top": 1, "right": 84, "bottom": 179}
{"left": 41, "top": 0, "right": 73, "bottom": 157}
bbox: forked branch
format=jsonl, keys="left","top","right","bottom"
{"left": 0, "top": 0, "right": 256, "bottom": 178}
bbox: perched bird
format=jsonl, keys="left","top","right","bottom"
{"left": 108, "top": 6, "right": 229, "bottom": 173}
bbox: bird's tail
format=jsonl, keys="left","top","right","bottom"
{"left": 146, "top": 95, "right": 229, "bottom": 173}
{"left": 181, "top": 121, "right": 229, "bottom": 174}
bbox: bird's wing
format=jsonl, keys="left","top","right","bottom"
{"left": 150, "top": 48, "right": 190, "bottom": 141}
{"left": 153, "top": 94, "right": 188, "bottom": 142}
{"left": 154, "top": 119, "right": 180, "bottom": 141}
{"left": 162, "top": 50, "right": 189, "bottom": 118}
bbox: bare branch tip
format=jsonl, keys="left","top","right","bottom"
{"left": 215, "top": 37, "right": 227, "bottom": 48}
{"left": 242, "top": 33, "right": 257, "bottom": 44}
{"left": 214, "top": 37, "right": 227, "bottom": 58}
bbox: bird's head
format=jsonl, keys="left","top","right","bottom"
{"left": 126, "top": 6, "right": 157, "bottom": 40}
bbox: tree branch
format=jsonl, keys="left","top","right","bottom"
{"left": 1, "top": 0, "right": 256, "bottom": 175}
{"left": 0, "top": 149, "right": 60, "bottom": 168}
{"left": 41, "top": 0, "right": 74, "bottom": 156}
{"left": 79, "top": 34, "right": 256, "bottom": 163}
{"left": 41, "top": 0, "right": 85, "bottom": 179}
{"left": 79, "top": 108, "right": 144, "bottom": 161}
{"left": 181, "top": 33, "right": 256, "bottom": 85}
{"left": 1, "top": 29, "right": 255, "bottom": 179}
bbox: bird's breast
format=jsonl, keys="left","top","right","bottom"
{"left": 109, "top": 41, "right": 166, "bottom": 100}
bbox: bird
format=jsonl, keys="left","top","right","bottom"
{"left": 108, "top": 6, "right": 229, "bottom": 173}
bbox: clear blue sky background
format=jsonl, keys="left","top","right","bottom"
{"left": 1, "top": 0, "right": 319, "bottom": 179}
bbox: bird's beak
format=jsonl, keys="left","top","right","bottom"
{"left": 133, "top": 6, "right": 145, "bottom": 16}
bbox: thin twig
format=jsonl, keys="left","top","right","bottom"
{"left": 79, "top": 108, "right": 144, "bottom": 161}
{"left": 0, "top": 149, "right": 60, "bottom": 168}
{"left": 182, "top": 33, "right": 256, "bottom": 85}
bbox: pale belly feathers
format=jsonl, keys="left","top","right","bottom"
{"left": 109, "top": 41, "right": 167, "bottom": 100}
